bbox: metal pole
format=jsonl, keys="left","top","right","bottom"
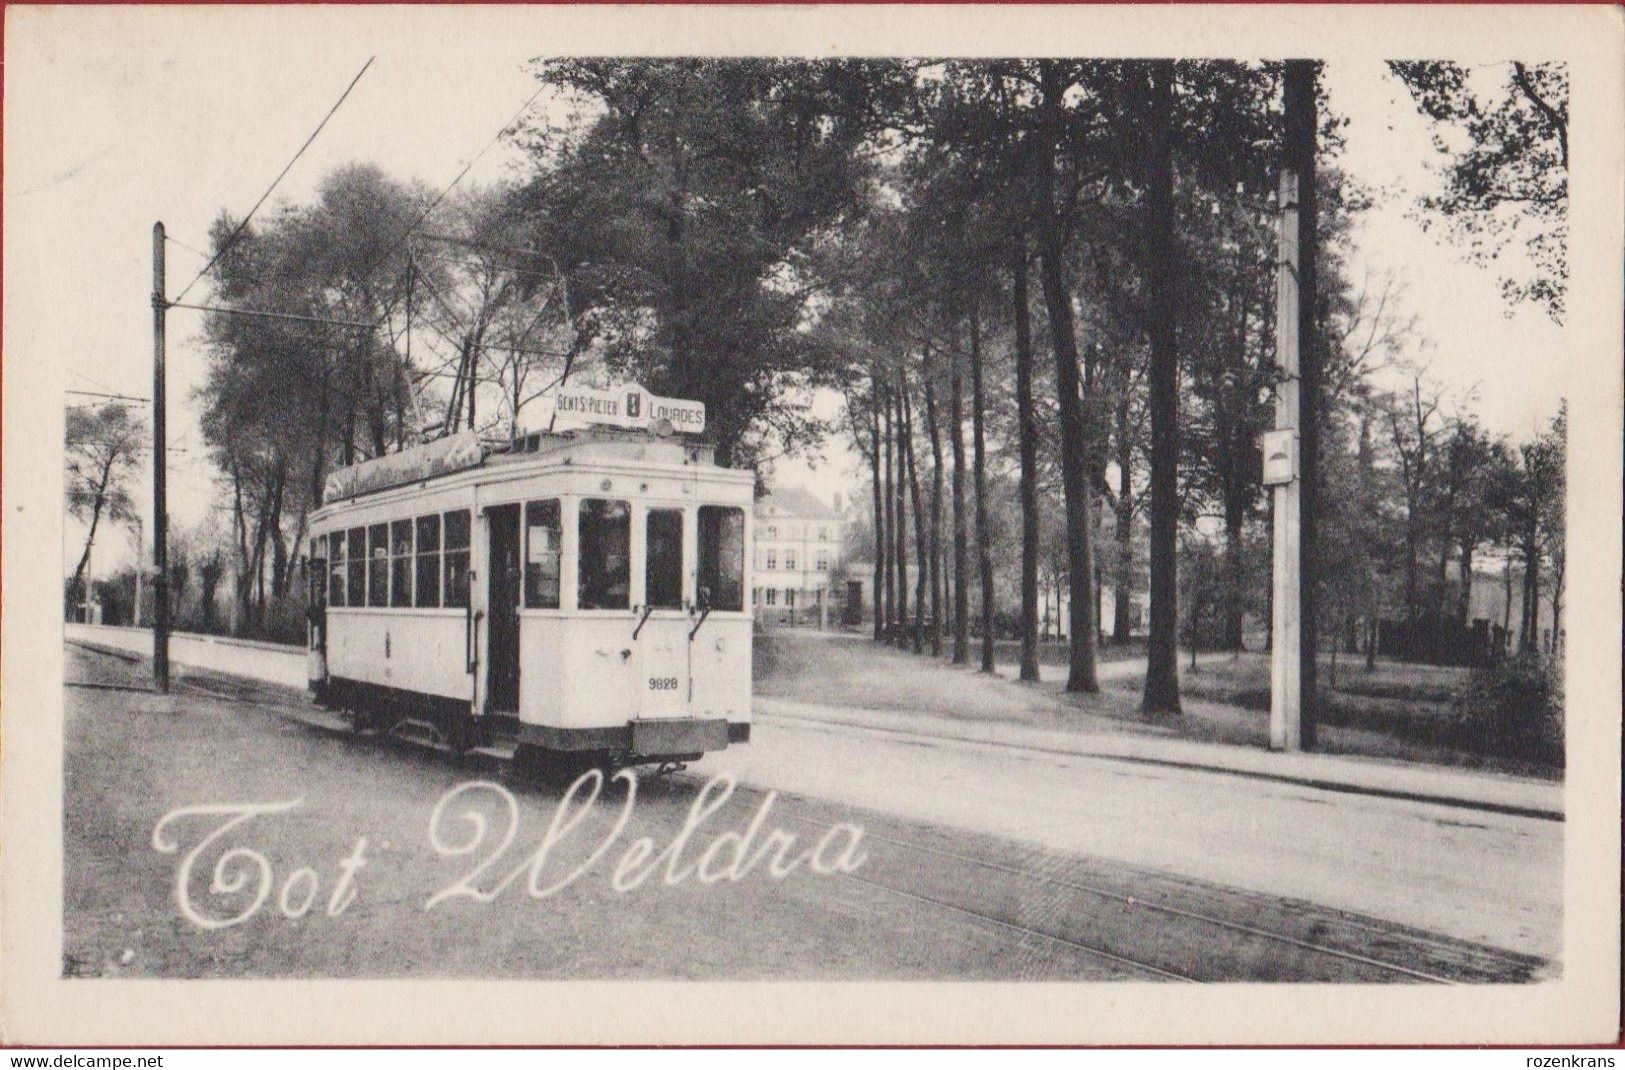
{"left": 132, "top": 522, "right": 143, "bottom": 629}
{"left": 152, "top": 222, "right": 170, "bottom": 692}
{"left": 1270, "top": 172, "right": 1302, "bottom": 751}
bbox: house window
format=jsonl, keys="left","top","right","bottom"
{"left": 765, "top": 549, "right": 777, "bottom": 570}
{"left": 390, "top": 519, "right": 414, "bottom": 607}
{"left": 785, "top": 550, "right": 797, "bottom": 571}
{"left": 645, "top": 508, "right": 684, "bottom": 610}
{"left": 443, "top": 510, "right": 471, "bottom": 609}
{"left": 698, "top": 505, "right": 745, "bottom": 611}
{"left": 524, "top": 500, "right": 562, "bottom": 609}
{"left": 578, "top": 499, "right": 630, "bottom": 610}
{"left": 415, "top": 514, "right": 441, "bottom": 608}
{"left": 786, "top": 588, "right": 797, "bottom": 608}
{"left": 816, "top": 551, "right": 829, "bottom": 571}
{"left": 765, "top": 588, "right": 777, "bottom": 606}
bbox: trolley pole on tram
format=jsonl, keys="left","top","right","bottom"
{"left": 152, "top": 222, "right": 170, "bottom": 693}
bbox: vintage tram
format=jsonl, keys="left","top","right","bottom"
{"left": 303, "top": 411, "right": 753, "bottom": 770}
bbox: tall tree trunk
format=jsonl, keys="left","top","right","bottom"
{"left": 1036, "top": 60, "right": 1099, "bottom": 693}
{"left": 1220, "top": 249, "right": 1253, "bottom": 651}
{"left": 230, "top": 458, "right": 251, "bottom": 636}
{"left": 950, "top": 337, "right": 970, "bottom": 666}
{"left": 892, "top": 380, "right": 910, "bottom": 648}
{"left": 926, "top": 379, "right": 945, "bottom": 658}
{"left": 267, "top": 460, "right": 290, "bottom": 600}
{"left": 869, "top": 383, "right": 886, "bottom": 640}
{"left": 902, "top": 387, "right": 928, "bottom": 654}
{"left": 1501, "top": 553, "right": 1515, "bottom": 653}
{"left": 1112, "top": 365, "right": 1135, "bottom": 644}
{"left": 1011, "top": 239, "right": 1042, "bottom": 682}
{"left": 1222, "top": 499, "right": 1246, "bottom": 652}
{"left": 1550, "top": 550, "right": 1564, "bottom": 654}
{"left": 69, "top": 456, "right": 117, "bottom": 601}
{"left": 1141, "top": 59, "right": 1182, "bottom": 715}
{"left": 1456, "top": 537, "right": 1475, "bottom": 627}
{"left": 1520, "top": 535, "right": 1540, "bottom": 653}
{"left": 971, "top": 307, "right": 996, "bottom": 673}
{"left": 1359, "top": 408, "right": 1379, "bottom": 670}
{"left": 881, "top": 382, "right": 896, "bottom": 640}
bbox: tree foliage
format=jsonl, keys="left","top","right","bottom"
{"left": 1389, "top": 61, "right": 1568, "bottom": 321}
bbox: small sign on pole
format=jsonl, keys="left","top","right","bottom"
{"left": 1261, "top": 429, "right": 1297, "bottom": 487}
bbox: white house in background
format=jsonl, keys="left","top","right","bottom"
{"left": 752, "top": 486, "right": 845, "bottom": 623}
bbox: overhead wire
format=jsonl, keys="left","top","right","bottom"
{"left": 66, "top": 388, "right": 151, "bottom": 405}
{"left": 172, "top": 56, "right": 377, "bottom": 305}
{"left": 173, "top": 71, "right": 558, "bottom": 458}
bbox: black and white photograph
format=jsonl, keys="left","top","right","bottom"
{"left": 3, "top": 2, "right": 1620, "bottom": 1048}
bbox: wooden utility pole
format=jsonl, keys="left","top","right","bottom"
{"left": 1269, "top": 170, "right": 1303, "bottom": 750}
{"left": 1270, "top": 61, "right": 1321, "bottom": 750}
{"left": 132, "top": 521, "right": 143, "bottom": 628}
{"left": 152, "top": 222, "right": 170, "bottom": 692}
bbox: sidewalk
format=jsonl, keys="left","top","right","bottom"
{"left": 67, "top": 622, "right": 1563, "bottom": 821}
{"left": 755, "top": 695, "right": 1564, "bottom": 821}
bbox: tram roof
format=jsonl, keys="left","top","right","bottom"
{"left": 319, "top": 426, "right": 744, "bottom": 509}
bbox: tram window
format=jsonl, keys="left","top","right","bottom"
{"left": 390, "top": 519, "right": 413, "bottom": 608}
{"left": 415, "top": 514, "right": 441, "bottom": 608}
{"left": 524, "top": 500, "right": 561, "bottom": 609}
{"left": 328, "top": 533, "right": 346, "bottom": 607}
{"left": 346, "top": 528, "right": 365, "bottom": 606}
{"left": 443, "top": 510, "right": 471, "bottom": 609}
{"left": 367, "top": 524, "right": 390, "bottom": 607}
{"left": 698, "top": 506, "right": 745, "bottom": 611}
{"left": 309, "top": 535, "right": 327, "bottom": 608}
{"left": 578, "top": 499, "right": 630, "bottom": 610}
{"left": 645, "top": 508, "right": 683, "bottom": 610}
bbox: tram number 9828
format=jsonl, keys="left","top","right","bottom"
{"left": 648, "top": 677, "right": 680, "bottom": 691}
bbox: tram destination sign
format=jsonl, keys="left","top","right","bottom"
{"left": 545, "top": 383, "right": 706, "bottom": 435}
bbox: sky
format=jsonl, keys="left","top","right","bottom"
{"left": 8, "top": 10, "right": 1567, "bottom": 577}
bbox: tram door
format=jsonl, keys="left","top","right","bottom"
{"left": 486, "top": 504, "right": 522, "bottom": 714}
{"left": 637, "top": 507, "right": 690, "bottom": 720}
{"left": 307, "top": 537, "right": 328, "bottom": 689}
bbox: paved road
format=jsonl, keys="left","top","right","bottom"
{"left": 62, "top": 643, "right": 1550, "bottom": 982}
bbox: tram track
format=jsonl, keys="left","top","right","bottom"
{"left": 66, "top": 641, "right": 1548, "bottom": 984}
{"left": 659, "top": 771, "right": 1544, "bottom": 985}
{"left": 775, "top": 809, "right": 1465, "bottom": 984}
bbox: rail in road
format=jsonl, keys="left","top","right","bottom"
{"left": 62, "top": 640, "right": 1551, "bottom": 984}
{"left": 64, "top": 622, "right": 1561, "bottom": 822}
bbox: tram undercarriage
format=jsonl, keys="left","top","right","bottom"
{"left": 316, "top": 675, "right": 749, "bottom": 774}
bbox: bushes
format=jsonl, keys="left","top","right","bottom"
{"left": 1457, "top": 653, "right": 1564, "bottom": 766}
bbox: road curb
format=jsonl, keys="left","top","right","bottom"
{"left": 757, "top": 707, "right": 1564, "bottom": 822}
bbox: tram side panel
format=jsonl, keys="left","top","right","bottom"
{"left": 688, "top": 615, "right": 752, "bottom": 732}
{"left": 327, "top": 608, "right": 472, "bottom": 704}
